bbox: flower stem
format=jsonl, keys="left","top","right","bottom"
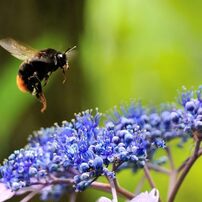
{"left": 69, "top": 192, "right": 77, "bottom": 202}
{"left": 144, "top": 164, "right": 162, "bottom": 202}
{"left": 168, "top": 169, "right": 177, "bottom": 201}
{"left": 34, "top": 176, "right": 135, "bottom": 200}
{"left": 91, "top": 181, "right": 135, "bottom": 200}
{"left": 106, "top": 177, "right": 118, "bottom": 202}
{"left": 144, "top": 164, "right": 156, "bottom": 188}
{"left": 134, "top": 175, "right": 146, "bottom": 195}
{"left": 177, "top": 158, "right": 189, "bottom": 173}
{"left": 147, "top": 162, "right": 170, "bottom": 175}
{"left": 20, "top": 190, "right": 39, "bottom": 202}
{"left": 168, "top": 140, "right": 201, "bottom": 202}
{"left": 165, "top": 146, "right": 177, "bottom": 199}
{"left": 177, "top": 148, "right": 202, "bottom": 172}
{"left": 166, "top": 146, "right": 175, "bottom": 170}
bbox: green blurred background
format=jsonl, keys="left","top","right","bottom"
{"left": 0, "top": 0, "right": 202, "bottom": 201}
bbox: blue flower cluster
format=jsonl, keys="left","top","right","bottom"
{"left": 0, "top": 110, "right": 149, "bottom": 200}
{"left": 107, "top": 102, "right": 186, "bottom": 147}
{"left": 1, "top": 86, "right": 201, "bottom": 201}
{"left": 180, "top": 86, "right": 202, "bottom": 138}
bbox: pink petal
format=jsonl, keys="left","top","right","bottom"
{"left": 96, "top": 196, "right": 112, "bottom": 202}
{"left": 130, "top": 188, "right": 159, "bottom": 202}
{"left": 0, "top": 183, "right": 15, "bottom": 202}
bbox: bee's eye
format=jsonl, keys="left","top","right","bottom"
{"left": 58, "top": 53, "right": 63, "bottom": 58}
{"left": 56, "top": 53, "right": 66, "bottom": 66}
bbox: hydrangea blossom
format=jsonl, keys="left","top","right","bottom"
{"left": 0, "top": 110, "right": 150, "bottom": 200}
{"left": 180, "top": 86, "right": 202, "bottom": 139}
{"left": 0, "top": 86, "right": 202, "bottom": 202}
{"left": 106, "top": 102, "right": 187, "bottom": 148}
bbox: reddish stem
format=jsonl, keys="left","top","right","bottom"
{"left": 168, "top": 141, "right": 201, "bottom": 202}
{"left": 144, "top": 164, "right": 156, "bottom": 188}
{"left": 91, "top": 181, "right": 134, "bottom": 200}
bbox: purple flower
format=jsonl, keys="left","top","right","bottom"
{"left": 1, "top": 86, "right": 201, "bottom": 201}
{"left": 107, "top": 102, "right": 187, "bottom": 150}
{"left": 0, "top": 109, "right": 149, "bottom": 201}
{"left": 179, "top": 86, "right": 202, "bottom": 138}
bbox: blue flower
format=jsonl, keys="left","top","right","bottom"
{"left": 2, "top": 86, "right": 201, "bottom": 201}
{"left": 0, "top": 109, "right": 149, "bottom": 200}
{"left": 107, "top": 102, "right": 186, "bottom": 146}
{"left": 179, "top": 86, "right": 202, "bottom": 139}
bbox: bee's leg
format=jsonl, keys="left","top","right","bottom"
{"left": 43, "top": 76, "right": 49, "bottom": 87}
{"left": 28, "top": 76, "right": 47, "bottom": 112}
{"left": 62, "top": 64, "right": 69, "bottom": 84}
{"left": 34, "top": 82, "right": 47, "bottom": 112}
{"left": 43, "top": 72, "right": 51, "bottom": 87}
{"left": 36, "top": 90, "right": 47, "bottom": 113}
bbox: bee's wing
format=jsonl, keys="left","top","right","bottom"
{"left": 0, "top": 38, "right": 38, "bottom": 61}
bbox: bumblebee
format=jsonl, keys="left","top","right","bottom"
{"left": 0, "top": 38, "right": 76, "bottom": 112}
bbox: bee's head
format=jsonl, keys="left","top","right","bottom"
{"left": 56, "top": 52, "right": 69, "bottom": 84}
{"left": 56, "top": 46, "right": 76, "bottom": 83}
{"left": 56, "top": 52, "right": 67, "bottom": 68}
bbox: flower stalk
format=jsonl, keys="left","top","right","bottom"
{"left": 168, "top": 140, "right": 201, "bottom": 202}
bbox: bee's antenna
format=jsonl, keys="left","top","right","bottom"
{"left": 65, "top": 46, "right": 76, "bottom": 55}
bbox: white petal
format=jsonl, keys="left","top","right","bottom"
{"left": 0, "top": 183, "right": 15, "bottom": 202}
{"left": 130, "top": 188, "right": 159, "bottom": 202}
{"left": 96, "top": 196, "right": 112, "bottom": 202}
